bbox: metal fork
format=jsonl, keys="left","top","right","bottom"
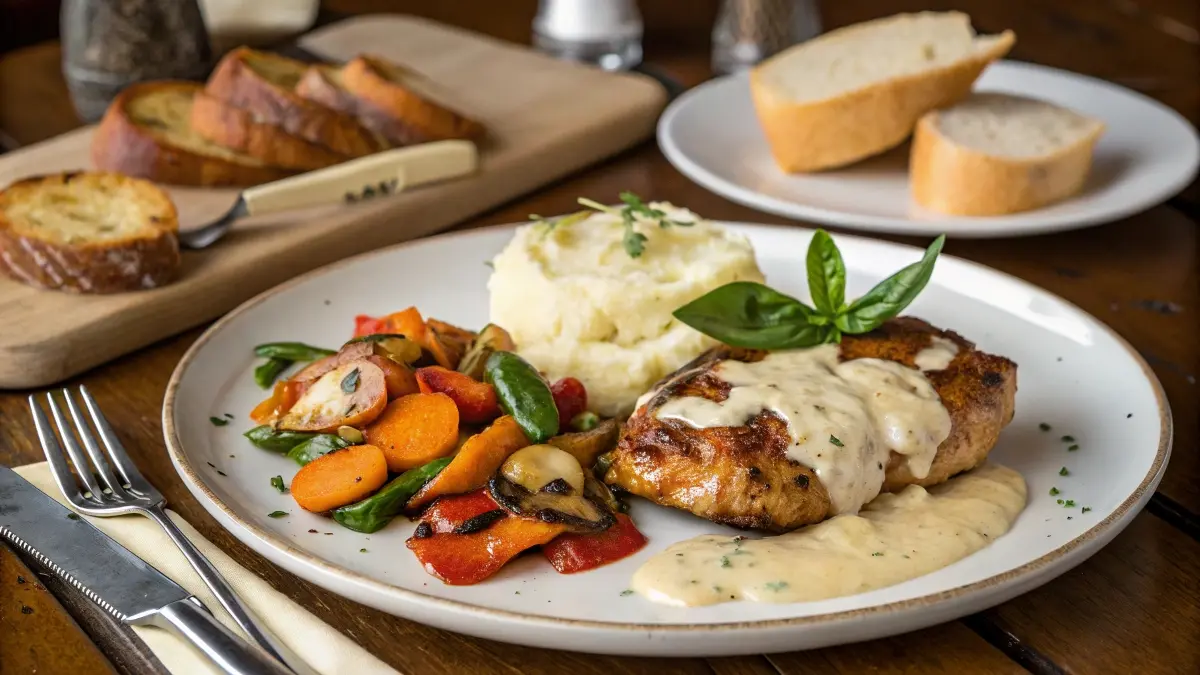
{"left": 29, "top": 386, "right": 316, "bottom": 675}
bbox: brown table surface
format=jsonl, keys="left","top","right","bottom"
{"left": 1, "top": 1, "right": 1198, "bottom": 674}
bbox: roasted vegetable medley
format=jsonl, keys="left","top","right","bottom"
{"left": 244, "top": 307, "right": 645, "bottom": 584}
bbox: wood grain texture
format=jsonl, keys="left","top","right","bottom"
{"left": 0, "top": 546, "right": 123, "bottom": 675}
{"left": 0, "top": 14, "right": 667, "bottom": 389}
{"left": 0, "top": 1, "right": 1197, "bottom": 674}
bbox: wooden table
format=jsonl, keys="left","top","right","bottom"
{"left": 1, "top": 1, "right": 1197, "bottom": 673}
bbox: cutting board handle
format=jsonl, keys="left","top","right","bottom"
{"left": 241, "top": 141, "right": 479, "bottom": 215}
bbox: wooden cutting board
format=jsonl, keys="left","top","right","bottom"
{"left": 0, "top": 14, "right": 667, "bottom": 389}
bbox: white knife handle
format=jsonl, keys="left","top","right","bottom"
{"left": 240, "top": 140, "right": 478, "bottom": 215}
{"left": 149, "top": 600, "right": 294, "bottom": 675}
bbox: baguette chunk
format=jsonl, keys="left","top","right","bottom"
{"left": 911, "top": 93, "right": 1105, "bottom": 215}
{"left": 750, "top": 11, "right": 1014, "bottom": 173}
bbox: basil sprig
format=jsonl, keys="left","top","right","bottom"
{"left": 673, "top": 230, "right": 945, "bottom": 349}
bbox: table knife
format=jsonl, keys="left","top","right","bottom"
{"left": 0, "top": 466, "right": 292, "bottom": 675}
{"left": 180, "top": 139, "right": 479, "bottom": 249}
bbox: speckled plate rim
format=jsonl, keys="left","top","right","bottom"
{"left": 162, "top": 222, "right": 1172, "bottom": 652}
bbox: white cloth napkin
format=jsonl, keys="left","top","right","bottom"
{"left": 14, "top": 462, "right": 398, "bottom": 675}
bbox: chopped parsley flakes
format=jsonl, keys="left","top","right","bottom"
{"left": 1059, "top": 467, "right": 1069, "bottom": 476}
{"left": 829, "top": 435, "right": 844, "bottom": 447}
{"left": 1050, "top": 487, "right": 1060, "bottom": 496}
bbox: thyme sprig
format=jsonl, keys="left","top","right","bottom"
{"left": 530, "top": 191, "right": 694, "bottom": 258}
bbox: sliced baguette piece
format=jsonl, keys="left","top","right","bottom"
{"left": 751, "top": 11, "right": 1015, "bottom": 173}
{"left": 92, "top": 81, "right": 295, "bottom": 187}
{"left": 296, "top": 64, "right": 428, "bottom": 146}
{"left": 0, "top": 172, "right": 181, "bottom": 293}
{"left": 205, "top": 48, "right": 389, "bottom": 158}
{"left": 189, "top": 90, "right": 350, "bottom": 171}
{"left": 911, "top": 93, "right": 1105, "bottom": 215}
{"left": 339, "top": 55, "right": 484, "bottom": 142}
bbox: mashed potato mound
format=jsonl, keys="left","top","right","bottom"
{"left": 488, "top": 203, "right": 764, "bottom": 417}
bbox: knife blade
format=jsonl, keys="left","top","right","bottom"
{"left": 0, "top": 466, "right": 290, "bottom": 675}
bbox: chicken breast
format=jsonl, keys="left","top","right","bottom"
{"left": 604, "top": 317, "right": 1017, "bottom": 532}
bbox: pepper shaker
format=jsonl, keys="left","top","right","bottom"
{"left": 712, "top": 0, "right": 821, "bottom": 75}
{"left": 61, "top": 0, "right": 213, "bottom": 122}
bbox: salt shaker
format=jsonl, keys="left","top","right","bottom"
{"left": 712, "top": 0, "right": 821, "bottom": 75}
{"left": 532, "top": 0, "right": 643, "bottom": 71}
{"left": 61, "top": 0, "right": 213, "bottom": 122}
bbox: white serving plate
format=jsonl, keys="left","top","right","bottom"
{"left": 164, "top": 223, "right": 1170, "bottom": 656}
{"left": 657, "top": 61, "right": 1200, "bottom": 237}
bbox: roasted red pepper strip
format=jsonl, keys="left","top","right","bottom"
{"left": 416, "top": 366, "right": 501, "bottom": 424}
{"left": 542, "top": 513, "right": 646, "bottom": 574}
{"left": 353, "top": 314, "right": 391, "bottom": 338}
{"left": 407, "top": 489, "right": 566, "bottom": 585}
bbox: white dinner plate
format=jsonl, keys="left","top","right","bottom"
{"left": 657, "top": 61, "right": 1200, "bottom": 237}
{"left": 164, "top": 223, "right": 1170, "bottom": 656}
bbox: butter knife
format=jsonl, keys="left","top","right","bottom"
{"left": 180, "top": 139, "right": 479, "bottom": 250}
{"left": 0, "top": 466, "right": 291, "bottom": 675}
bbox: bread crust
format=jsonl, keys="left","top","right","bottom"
{"left": 190, "top": 90, "right": 350, "bottom": 171}
{"left": 205, "top": 48, "right": 388, "bottom": 158}
{"left": 910, "top": 110, "right": 1104, "bottom": 215}
{"left": 91, "top": 81, "right": 294, "bottom": 187}
{"left": 296, "top": 65, "right": 428, "bottom": 146}
{"left": 340, "top": 55, "right": 484, "bottom": 142}
{"left": 750, "top": 31, "right": 1015, "bottom": 173}
{"left": 0, "top": 172, "right": 181, "bottom": 293}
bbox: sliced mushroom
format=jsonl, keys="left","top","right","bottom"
{"left": 293, "top": 335, "right": 422, "bottom": 383}
{"left": 278, "top": 360, "right": 388, "bottom": 433}
{"left": 487, "top": 444, "right": 615, "bottom": 534}
{"left": 501, "top": 444, "right": 585, "bottom": 494}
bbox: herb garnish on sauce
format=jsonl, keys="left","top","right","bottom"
{"left": 673, "top": 230, "right": 945, "bottom": 350}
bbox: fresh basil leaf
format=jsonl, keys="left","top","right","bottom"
{"left": 253, "top": 342, "right": 335, "bottom": 362}
{"left": 837, "top": 235, "right": 945, "bottom": 334}
{"left": 673, "top": 282, "right": 830, "bottom": 349}
{"left": 806, "top": 230, "right": 846, "bottom": 317}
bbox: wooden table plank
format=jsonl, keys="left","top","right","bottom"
{"left": 980, "top": 512, "right": 1200, "bottom": 673}
{"left": 0, "top": 546, "right": 120, "bottom": 675}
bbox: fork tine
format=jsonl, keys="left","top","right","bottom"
{"left": 62, "top": 388, "right": 132, "bottom": 497}
{"left": 30, "top": 394, "right": 98, "bottom": 502}
{"left": 78, "top": 385, "right": 155, "bottom": 496}
{"left": 44, "top": 391, "right": 109, "bottom": 500}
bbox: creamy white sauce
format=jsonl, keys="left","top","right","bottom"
{"left": 654, "top": 346, "right": 951, "bottom": 514}
{"left": 915, "top": 337, "right": 960, "bottom": 371}
{"left": 632, "top": 463, "right": 1026, "bottom": 606}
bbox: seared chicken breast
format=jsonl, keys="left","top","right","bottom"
{"left": 604, "top": 318, "right": 1017, "bottom": 532}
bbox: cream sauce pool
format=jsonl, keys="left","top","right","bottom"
{"left": 632, "top": 463, "right": 1027, "bottom": 606}
{"left": 654, "top": 345, "right": 952, "bottom": 514}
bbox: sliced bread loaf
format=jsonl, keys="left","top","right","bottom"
{"left": 296, "top": 64, "right": 428, "bottom": 146}
{"left": 340, "top": 55, "right": 484, "bottom": 142}
{"left": 189, "top": 90, "right": 350, "bottom": 171}
{"left": 92, "top": 81, "right": 295, "bottom": 187}
{"left": 205, "top": 48, "right": 389, "bottom": 158}
{"left": 750, "top": 11, "right": 1014, "bottom": 173}
{"left": 0, "top": 172, "right": 181, "bottom": 293}
{"left": 910, "top": 93, "right": 1105, "bottom": 215}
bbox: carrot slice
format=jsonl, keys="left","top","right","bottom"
{"left": 406, "top": 415, "right": 530, "bottom": 512}
{"left": 386, "top": 307, "right": 428, "bottom": 347}
{"left": 365, "top": 393, "right": 460, "bottom": 472}
{"left": 291, "top": 444, "right": 388, "bottom": 513}
{"left": 415, "top": 366, "right": 500, "bottom": 424}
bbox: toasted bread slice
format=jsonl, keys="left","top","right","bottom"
{"left": 911, "top": 93, "right": 1105, "bottom": 215}
{"left": 340, "top": 55, "right": 484, "bottom": 142}
{"left": 205, "top": 48, "right": 388, "bottom": 158}
{"left": 0, "top": 172, "right": 180, "bottom": 293}
{"left": 296, "top": 64, "right": 428, "bottom": 146}
{"left": 92, "top": 81, "right": 294, "bottom": 187}
{"left": 189, "top": 90, "right": 350, "bottom": 171}
{"left": 750, "top": 12, "right": 1014, "bottom": 173}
